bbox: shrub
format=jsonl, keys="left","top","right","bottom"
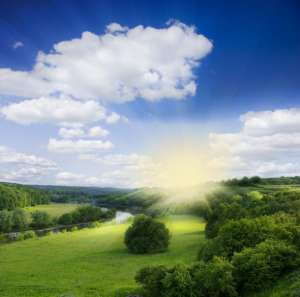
{"left": 31, "top": 211, "right": 52, "bottom": 229}
{"left": 161, "top": 264, "right": 194, "bottom": 297}
{"left": 232, "top": 239, "right": 299, "bottom": 293}
{"left": 23, "top": 230, "right": 36, "bottom": 239}
{"left": 125, "top": 215, "right": 170, "bottom": 254}
{"left": 136, "top": 259, "right": 236, "bottom": 297}
{"left": 69, "top": 226, "right": 78, "bottom": 232}
{"left": 15, "top": 232, "right": 25, "bottom": 241}
{"left": 0, "top": 210, "right": 13, "bottom": 233}
{"left": 72, "top": 206, "right": 104, "bottom": 223}
{"left": 11, "top": 208, "right": 29, "bottom": 231}
{"left": 191, "top": 257, "right": 237, "bottom": 297}
{"left": 135, "top": 265, "right": 168, "bottom": 297}
{"left": 44, "top": 230, "right": 54, "bottom": 236}
{"left": 58, "top": 213, "right": 73, "bottom": 225}
{"left": 89, "top": 221, "right": 101, "bottom": 228}
{"left": 0, "top": 233, "right": 7, "bottom": 243}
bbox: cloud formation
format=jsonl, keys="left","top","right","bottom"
{"left": 0, "top": 21, "right": 212, "bottom": 102}
{"left": 0, "top": 95, "right": 116, "bottom": 126}
{"left": 48, "top": 138, "right": 113, "bottom": 153}
{"left": 210, "top": 108, "right": 300, "bottom": 177}
{"left": 0, "top": 145, "right": 57, "bottom": 183}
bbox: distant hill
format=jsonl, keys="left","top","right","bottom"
{"left": 32, "top": 184, "right": 135, "bottom": 204}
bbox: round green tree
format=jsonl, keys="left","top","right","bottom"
{"left": 124, "top": 215, "right": 170, "bottom": 254}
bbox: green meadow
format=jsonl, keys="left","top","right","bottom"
{"left": 0, "top": 215, "right": 204, "bottom": 297}
{"left": 25, "top": 203, "right": 82, "bottom": 218}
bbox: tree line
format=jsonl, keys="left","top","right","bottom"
{"left": 0, "top": 205, "right": 116, "bottom": 234}
{"left": 0, "top": 182, "right": 50, "bottom": 210}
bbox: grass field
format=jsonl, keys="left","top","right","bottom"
{"left": 0, "top": 215, "right": 204, "bottom": 297}
{"left": 25, "top": 203, "right": 81, "bottom": 218}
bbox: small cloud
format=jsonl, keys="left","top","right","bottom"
{"left": 12, "top": 41, "right": 24, "bottom": 49}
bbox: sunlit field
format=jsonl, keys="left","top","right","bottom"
{"left": 0, "top": 215, "right": 204, "bottom": 297}
{"left": 25, "top": 203, "right": 82, "bottom": 218}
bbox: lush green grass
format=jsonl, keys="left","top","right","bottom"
{"left": 0, "top": 215, "right": 204, "bottom": 297}
{"left": 25, "top": 203, "right": 81, "bottom": 218}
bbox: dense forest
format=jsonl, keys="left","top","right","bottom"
{"left": 0, "top": 182, "right": 50, "bottom": 210}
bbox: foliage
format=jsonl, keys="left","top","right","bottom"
{"left": 0, "top": 182, "right": 50, "bottom": 210}
{"left": 58, "top": 212, "right": 73, "bottom": 225}
{"left": 125, "top": 215, "right": 170, "bottom": 254}
{"left": 136, "top": 258, "right": 236, "bottom": 297}
{"left": 31, "top": 211, "right": 53, "bottom": 229}
{"left": 191, "top": 257, "right": 237, "bottom": 297}
{"left": 201, "top": 214, "right": 300, "bottom": 260}
{"left": 11, "top": 208, "right": 29, "bottom": 231}
{"left": 232, "top": 239, "right": 299, "bottom": 293}
{"left": 23, "top": 230, "right": 37, "bottom": 239}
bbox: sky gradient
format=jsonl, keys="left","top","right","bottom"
{"left": 0, "top": 0, "right": 300, "bottom": 187}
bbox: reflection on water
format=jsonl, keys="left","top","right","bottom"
{"left": 115, "top": 211, "right": 133, "bottom": 224}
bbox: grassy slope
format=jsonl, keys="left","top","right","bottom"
{"left": 24, "top": 203, "right": 81, "bottom": 218}
{"left": 0, "top": 215, "right": 204, "bottom": 297}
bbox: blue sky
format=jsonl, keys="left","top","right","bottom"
{"left": 0, "top": 0, "right": 300, "bottom": 187}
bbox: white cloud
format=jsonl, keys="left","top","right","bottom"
{"left": 241, "top": 108, "right": 300, "bottom": 136}
{"left": 88, "top": 126, "right": 109, "bottom": 137}
{"left": 0, "top": 145, "right": 56, "bottom": 168}
{"left": 48, "top": 138, "right": 113, "bottom": 153}
{"left": 58, "top": 126, "right": 109, "bottom": 139}
{"left": 0, "top": 21, "right": 212, "bottom": 102}
{"left": 0, "top": 145, "right": 57, "bottom": 183}
{"left": 210, "top": 108, "right": 300, "bottom": 177}
{"left": 13, "top": 41, "right": 24, "bottom": 49}
{"left": 105, "top": 112, "right": 121, "bottom": 124}
{"left": 1, "top": 95, "right": 109, "bottom": 126}
{"left": 58, "top": 127, "right": 85, "bottom": 138}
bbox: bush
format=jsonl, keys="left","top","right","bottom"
{"left": 31, "top": 211, "right": 52, "bottom": 229}
{"left": 72, "top": 206, "right": 105, "bottom": 223}
{"left": 0, "top": 233, "right": 7, "bottom": 243}
{"left": 0, "top": 210, "right": 13, "bottom": 233}
{"left": 125, "top": 215, "right": 170, "bottom": 254}
{"left": 23, "top": 230, "right": 36, "bottom": 239}
{"left": 11, "top": 208, "right": 29, "bottom": 231}
{"left": 44, "top": 230, "right": 53, "bottom": 236}
{"left": 232, "top": 239, "right": 299, "bottom": 293}
{"left": 135, "top": 265, "right": 169, "bottom": 297}
{"left": 191, "top": 257, "right": 237, "bottom": 297}
{"left": 136, "top": 259, "right": 236, "bottom": 297}
{"left": 89, "top": 221, "right": 101, "bottom": 228}
{"left": 69, "top": 226, "right": 78, "bottom": 232}
{"left": 58, "top": 213, "right": 73, "bottom": 225}
{"left": 15, "top": 232, "right": 25, "bottom": 241}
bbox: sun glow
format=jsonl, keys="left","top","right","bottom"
{"left": 145, "top": 141, "right": 224, "bottom": 200}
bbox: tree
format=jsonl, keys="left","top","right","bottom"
{"left": 0, "top": 210, "right": 13, "bottom": 233}
{"left": 125, "top": 215, "right": 170, "bottom": 254}
{"left": 72, "top": 205, "right": 104, "bottom": 223}
{"left": 11, "top": 208, "right": 29, "bottom": 231}
{"left": 31, "top": 211, "right": 52, "bottom": 229}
